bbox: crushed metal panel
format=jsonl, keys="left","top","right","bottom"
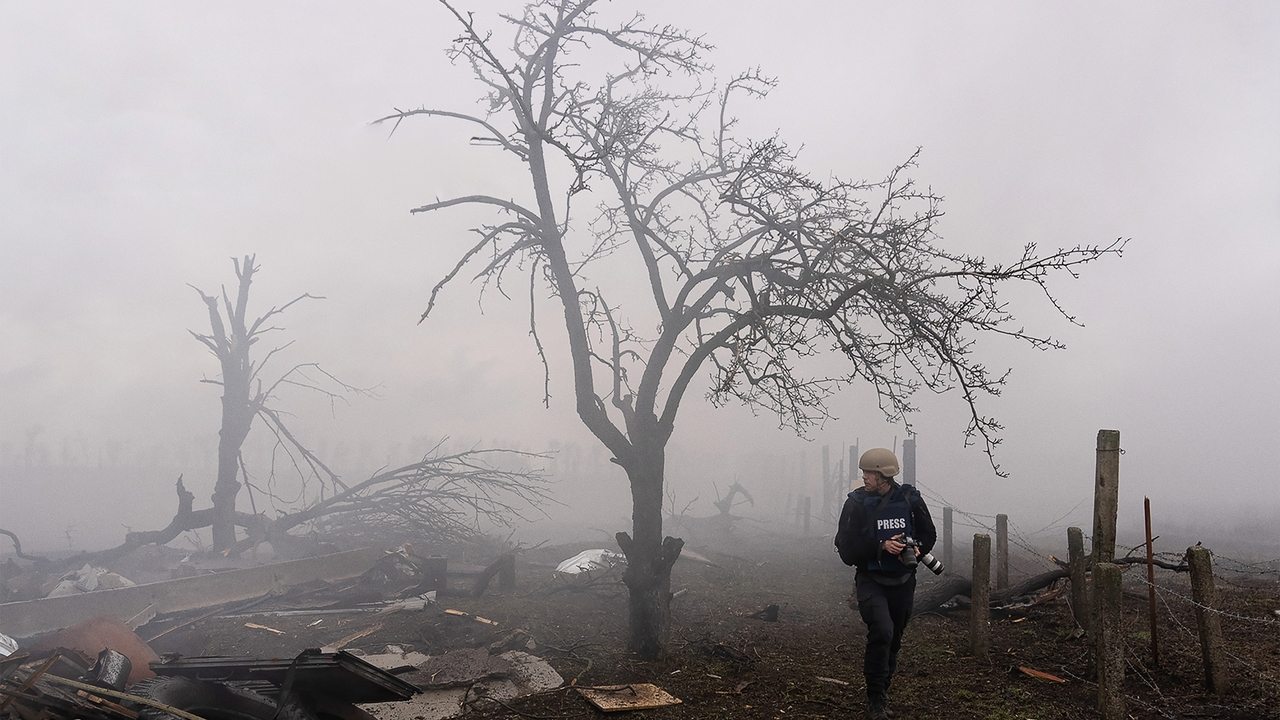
{"left": 150, "top": 649, "right": 418, "bottom": 703}
{"left": 576, "top": 683, "right": 682, "bottom": 712}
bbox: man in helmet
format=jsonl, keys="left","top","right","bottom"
{"left": 834, "top": 447, "right": 937, "bottom": 720}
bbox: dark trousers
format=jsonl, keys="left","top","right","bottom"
{"left": 854, "top": 572, "right": 916, "bottom": 703}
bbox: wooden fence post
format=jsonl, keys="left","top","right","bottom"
{"left": 1067, "top": 526, "right": 1089, "bottom": 631}
{"left": 1093, "top": 562, "right": 1125, "bottom": 719}
{"left": 1092, "top": 430, "right": 1121, "bottom": 564}
{"left": 995, "top": 513, "right": 1009, "bottom": 590}
{"left": 1186, "top": 546, "right": 1229, "bottom": 694}
{"left": 942, "top": 507, "right": 953, "bottom": 571}
{"left": 970, "top": 533, "right": 991, "bottom": 658}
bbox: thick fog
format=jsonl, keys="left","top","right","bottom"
{"left": 2, "top": 2, "right": 1277, "bottom": 554}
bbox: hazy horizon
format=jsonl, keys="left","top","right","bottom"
{"left": 3, "top": 1, "right": 1277, "bottom": 556}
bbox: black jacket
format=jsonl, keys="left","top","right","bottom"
{"left": 834, "top": 481, "right": 936, "bottom": 571}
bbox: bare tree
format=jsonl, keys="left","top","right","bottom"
{"left": 381, "top": 0, "right": 1124, "bottom": 658}
{"left": 190, "top": 255, "right": 357, "bottom": 549}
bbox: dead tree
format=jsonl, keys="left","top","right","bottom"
{"left": 713, "top": 482, "right": 754, "bottom": 517}
{"left": 190, "top": 255, "right": 361, "bottom": 549}
{"left": 382, "top": 0, "right": 1124, "bottom": 658}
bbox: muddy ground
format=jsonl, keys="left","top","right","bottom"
{"left": 145, "top": 532, "right": 1280, "bottom": 720}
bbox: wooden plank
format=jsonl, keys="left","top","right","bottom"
{"left": 576, "top": 684, "right": 681, "bottom": 712}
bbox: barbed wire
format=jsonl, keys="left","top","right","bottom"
{"left": 1134, "top": 574, "right": 1280, "bottom": 627}
{"left": 1122, "top": 635, "right": 1167, "bottom": 701}
{"left": 1212, "top": 555, "right": 1280, "bottom": 576}
{"left": 910, "top": 483, "right": 1068, "bottom": 577}
{"left": 1056, "top": 666, "right": 1178, "bottom": 720}
{"left": 1150, "top": 578, "right": 1280, "bottom": 690}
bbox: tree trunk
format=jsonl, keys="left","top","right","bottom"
{"left": 211, "top": 370, "right": 252, "bottom": 549}
{"left": 615, "top": 440, "right": 683, "bottom": 659}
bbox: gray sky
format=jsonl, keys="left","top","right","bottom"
{"left": 3, "top": 2, "right": 1278, "bottom": 551}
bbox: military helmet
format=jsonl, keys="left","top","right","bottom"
{"left": 858, "top": 448, "right": 900, "bottom": 478}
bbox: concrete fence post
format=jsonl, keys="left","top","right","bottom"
{"left": 1093, "top": 562, "right": 1125, "bottom": 719}
{"left": 969, "top": 533, "right": 991, "bottom": 659}
{"left": 995, "top": 513, "right": 1009, "bottom": 590}
{"left": 1067, "top": 526, "right": 1089, "bottom": 631}
{"left": 1186, "top": 546, "right": 1229, "bottom": 694}
{"left": 848, "top": 444, "right": 859, "bottom": 491}
{"left": 902, "top": 437, "right": 916, "bottom": 487}
{"left": 1091, "top": 430, "right": 1121, "bottom": 564}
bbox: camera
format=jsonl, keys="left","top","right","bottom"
{"left": 899, "top": 536, "right": 945, "bottom": 575}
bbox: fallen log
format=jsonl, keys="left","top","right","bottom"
{"left": 39, "top": 477, "right": 266, "bottom": 575}
{"left": 914, "top": 552, "right": 1191, "bottom": 614}
{"left": 916, "top": 569, "right": 1070, "bottom": 613}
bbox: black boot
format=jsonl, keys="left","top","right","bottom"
{"left": 865, "top": 698, "right": 889, "bottom": 720}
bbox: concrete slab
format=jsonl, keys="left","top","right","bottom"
{"left": 0, "top": 547, "right": 384, "bottom": 638}
{"left": 359, "top": 650, "right": 562, "bottom": 720}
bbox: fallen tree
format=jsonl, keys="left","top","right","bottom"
{"left": 914, "top": 555, "right": 1190, "bottom": 614}
{"left": 22, "top": 446, "right": 551, "bottom": 575}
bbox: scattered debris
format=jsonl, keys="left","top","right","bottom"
{"left": 243, "top": 622, "right": 286, "bottom": 635}
{"left": 487, "top": 628, "right": 538, "bottom": 653}
{"left": 25, "top": 616, "right": 159, "bottom": 686}
{"left": 750, "top": 603, "right": 780, "bottom": 622}
{"left": 815, "top": 676, "right": 850, "bottom": 686}
{"left": 0, "top": 647, "right": 417, "bottom": 719}
{"left": 1018, "top": 666, "right": 1068, "bottom": 683}
{"left": 362, "top": 650, "right": 561, "bottom": 720}
{"left": 576, "top": 683, "right": 682, "bottom": 712}
{"left": 45, "top": 565, "right": 136, "bottom": 598}
{"left": 358, "top": 646, "right": 431, "bottom": 673}
{"left": 122, "top": 604, "right": 156, "bottom": 631}
{"left": 441, "top": 609, "right": 497, "bottom": 626}
{"left": 0, "top": 547, "right": 384, "bottom": 638}
{"left": 0, "top": 631, "right": 16, "bottom": 658}
{"left": 323, "top": 623, "right": 383, "bottom": 652}
{"left": 151, "top": 649, "right": 418, "bottom": 702}
{"left": 677, "top": 549, "right": 720, "bottom": 567}
{"left": 555, "top": 549, "right": 626, "bottom": 575}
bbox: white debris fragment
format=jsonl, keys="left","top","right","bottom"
{"left": 554, "top": 549, "right": 625, "bottom": 575}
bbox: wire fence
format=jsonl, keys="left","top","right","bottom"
{"left": 793, "top": 448, "right": 1278, "bottom": 714}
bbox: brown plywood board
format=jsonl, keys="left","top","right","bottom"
{"left": 576, "top": 683, "right": 681, "bottom": 712}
